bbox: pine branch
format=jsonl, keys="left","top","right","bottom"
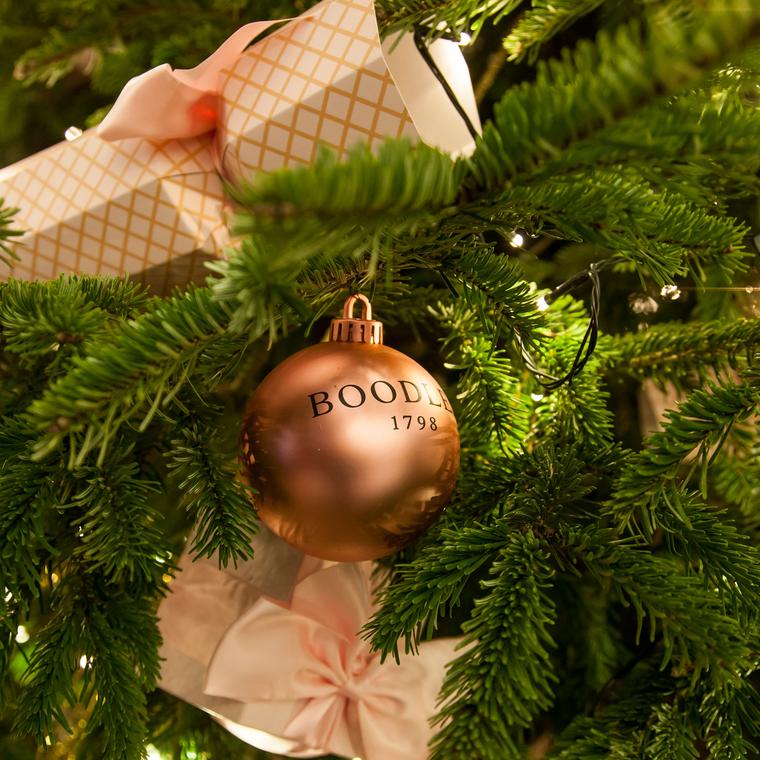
{"left": 532, "top": 368, "right": 615, "bottom": 452}
{"left": 429, "top": 531, "right": 556, "bottom": 760}
{"left": 504, "top": 0, "right": 607, "bottom": 62}
{"left": 557, "top": 526, "right": 750, "bottom": 680}
{"left": 25, "top": 287, "right": 245, "bottom": 465}
{"left": 67, "top": 451, "right": 167, "bottom": 585}
{"left": 57, "top": 275, "right": 152, "bottom": 318}
{"left": 468, "top": 5, "right": 760, "bottom": 191}
{"left": 376, "top": 0, "right": 524, "bottom": 38}
{"left": 366, "top": 522, "right": 511, "bottom": 661}
{"left": 4, "top": 428, "right": 166, "bottom": 758}
{"left": 504, "top": 171, "right": 748, "bottom": 283}
{"left": 7, "top": 2, "right": 308, "bottom": 92}
{"left": 446, "top": 247, "right": 545, "bottom": 348}
{"left": 229, "top": 142, "right": 461, "bottom": 225}
{"left": 577, "top": 583, "right": 624, "bottom": 691}
{"left": 13, "top": 595, "right": 80, "bottom": 746}
{"left": 548, "top": 666, "right": 669, "bottom": 759}
{"left": 81, "top": 585, "right": 162, "bottom": 760}
{"left": 217, "top": 142, "right": 464, "bottom": 330}
{"left": 606, "top": 379, "right": 759, "bottom": 535}
{"left": 0, "top": 277, "right": 151, "bottom": 419}
{"left": 368, "top": 443, "right": 608, "bottom": 657}
{"left": 0, "top": 283, "right": 107, "bottom": 359}
{"left": 529, "top": 296, "right": 615, "bottom": 449}
{"left": 14, "top": 570, "right": 162, "bottom": 760}
{"left": 657, "top": 495, "right": 760, "bottom": 621}
{"left": 699, "top": 678, "right": 760, "bottom": 759}
{"left": 0, "top": 422, "right": 61, "bottom": 608}
{"left": 711, "top": 446, "right": 760, "bottom": 529}
{"left": 208, "top": 237, "right": 307, "bottom": 340}
{"left": 435, "top": 300, "right": 530, "bottom": 452}
{"left": 3, "top": 3, "right": 760, "bottom": 756}
{"left": 521, "top": 97, "right": 760, "bottom": 202}
{"left": 296, "top": 256, "right": 426, "bottom": 332}
{"left": 600, "top": 318, "right": 760, "bottom": 384}
{"left": 550, "top": 725, "right": 644, "bottom": 760}
{"left": 551, "top": 667, "right": 760, "bottom": 759}
{"left": 0, "top": 199, "right": 22, "bottom": 267}
{"left": 645, "top": 700, "right": 700, "bottom": 760}
{"left": 219, "top": 10, "right": 760, "bottom": 295}
{"left": 167, "top": 416, "right": 259, "bottom": 568}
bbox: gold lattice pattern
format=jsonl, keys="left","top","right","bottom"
{"left": 218, "top": 0, "right": 416, "bottom": 179}
{"left": 0, "top": 132, "right": 228, "bottom": 292}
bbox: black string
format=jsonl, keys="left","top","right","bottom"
{"left": 412, "top": 28, "right": 480, "bottom": 141}
{"left": 519, "top": 258, "right": 624, "bottom": 391}
{"left": 412, "top": 25, "right": 611, "bottom": 390}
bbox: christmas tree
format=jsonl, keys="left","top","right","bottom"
{"left": 2, "top": 1, "right": 760, "bottom": 759}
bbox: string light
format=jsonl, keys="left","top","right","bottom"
{"left": 522, "top": 260, "right": 608, "bottom": 391}
{"left": 530, "top": 393, "right": 545, "bottom": 402}
{"left": 630, "top": 295, "right": 658, "bottom": 314}
{"left": 15, "top": 625, "right": 30, "bottom": 644}
{"left": 458, "top": 32, "right": 472, "bottom": 46}
{"left": 509, "top": 232, "right": 524, "bottom": 248}
{"left": 660, "top": 284, "right": 681, "bottom": 300}
{"left": 64, "top": 126, "right": 83, "bottom": 141}
{"left": 675, "top": 285, "right": 760, "bottom": 293}
{"left": 79, "top": 654, "right": 92, "bottom": 669}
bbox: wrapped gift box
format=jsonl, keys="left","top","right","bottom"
{"left": 0, "top": 132, "right": 226, "bottom": 292}
{"left": 1, "top": 0, "right": 479, "bottom": 294}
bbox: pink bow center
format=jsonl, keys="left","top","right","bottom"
{"left": 284, "top": 648, "right": 384, "bottom": 758}
{"left": 333, "top": 651, "right": 382, "bottom": 701}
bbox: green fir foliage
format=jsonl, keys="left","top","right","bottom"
{"left": 503, "top": 0, "right": 606, "bottom": 62}
{"left": 377, "top": 0, "right": 524, "bottom": 39}
{"left": 167, "top": 414, "right": 259, "bottom": 567}
{"left": 608, "top": 376, "right": 760, "bottom": 535}
{"left": 429, "top": 532, "right": 556, "bottom": 759}
{"left": 0, "top": 201, "right": 22, "bottom": 267}
{"left": 601, "top": 317, "right": 760, "bottom": 384}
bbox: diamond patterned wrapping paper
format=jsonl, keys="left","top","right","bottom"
{"left": 0, "top": 0, "right": 479, "bottom": 294}
{"left": 0, "top": 134, "right": 226, "bottom": 293}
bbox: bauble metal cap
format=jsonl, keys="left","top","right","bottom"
{"left": 329, "top": 294, "right": 383, "bottom": 344}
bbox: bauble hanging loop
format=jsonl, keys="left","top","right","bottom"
{"left": 329, "top": 293, "right": 383, "bottom": 344}
{"left": 240, "top": 295, "right": 460, "bottom": 562}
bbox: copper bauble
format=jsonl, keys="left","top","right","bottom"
{"left": 240, "top": 295, "right": 460, "bottom": 562}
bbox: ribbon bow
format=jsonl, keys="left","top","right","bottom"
{"left": 203, "top": 562, "right": 458, "bottom": 760}
{"left": 97, "top": 19, "right": 277, "bottom": 142}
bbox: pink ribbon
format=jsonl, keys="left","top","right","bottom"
{"left": 97, "top": 21, "right": 278, "bottom": 141}
{"left": 203, "top": 562, "right": 458, "bottom": 760}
